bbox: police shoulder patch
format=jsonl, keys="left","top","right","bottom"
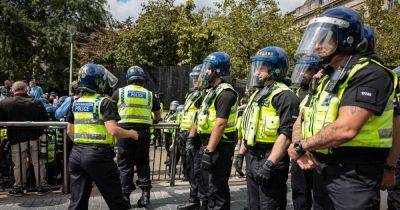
{"left": 355, "top": 86, "right": 377, "bottom": 105}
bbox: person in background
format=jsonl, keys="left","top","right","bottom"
{"left": 28, "top": 81, "right": 43, "bottom": 99}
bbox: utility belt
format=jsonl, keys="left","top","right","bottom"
{"left": 198, "top": 134, "right": 236, "bottom": 146}
{"left": 247, "top": 148, "right": 290, "bottom": 164}
{"left": 74, "top": 142, "right": 113, "bottom": 150}
{"left": 316, "top": 147, "right": 389, "bottom": 163}
{"left": 247, "top": 143, "right": 274, "bottom": 158}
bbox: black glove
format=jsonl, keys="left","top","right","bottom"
{"left": 233, "top": 154, "right": 245, "bottom": 177}
{"left": 186, "top": 136, "right": 195, "bottom": 155}
{"left": 255, "top": 160, "right": 285, "bottom": 185}
{"left": 201, "top": 148, "right": 215, "bottom": 171}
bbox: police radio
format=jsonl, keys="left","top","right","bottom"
{"left": 198, "top": 88, "right": 218, "bottom": 129}
{"left": 325, "top": 56, "right": 353, "bottom": 93}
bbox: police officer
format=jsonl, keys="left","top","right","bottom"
{"left": 288, "top": 8, "right": 398, "bottom": 209}
{"left": 195, "top": 52, "right": 238, "bottom": 209}
{"left": 232, "top": 97, "right": 248, "bottom": 178}
{"left": 177, "top": 64, "right": 205, "bottom": 210}
{"left": 291, "top": 60, "right": 319, "bottom": 101}
{"left": 112, "top": 66, "right": 161, "bottom": 207}
{"left": 172, "top": 104, "right": 187, "bottom": 178}
{"left": 164, "top": 100, "right": 179, "bottom": 165}
{"left": 388, "top": 66, "right": 400, "bottom": 209}
{"left": 67, "top": 64, "right": 134, "bottom": 210}
{"left": 289, "top": 60, "right": 322, "bottom": 210}
{"left": 240, "top": 47, "right": 299, "bottom": 209}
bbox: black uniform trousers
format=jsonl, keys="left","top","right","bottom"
{"left": 175, "top": 132, "right": 187, "bottom": 178}
{"left": 194, "top": 140, "right": 208, "bottom": 203}
{"left": 164, "top": 132, "right": 173, "bottom": 160}
{"left": 117, "top": 130, "right": 151, "bottom": 194}
{"left": 245, "top": 149, "right": 289, "bottom": 210}
{"left": 313, "top": 150, "right": 385, "bottom": 210}
{"left": 200, "top": 136, "right": 235, "bottom": 210}
{"left": 68, "top": 144, "right": 129, "bottom": 210}
{"left": 187, "top": 134, "right": 202, "bottom": 200}
{"left": 290, "top": 160, "right": 314, "bottom": 210}
{"left": 388, "top": 158, "right": 400, "bottom": 210}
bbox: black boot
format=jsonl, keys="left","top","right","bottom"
{"left": 199, "top": 200, "right": 208, "bottom": 210}
{"left": 177, "top": 197, "right": 200, "bottom": 210}
{"left": 123, "top": 193, "right": 131, "bottom": 207}
{"left": 137, "top": 189, "right": 150, "bottom": 207}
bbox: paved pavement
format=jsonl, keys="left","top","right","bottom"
{"left": 0, "top": 179, "right": 248, "bottom": 210}
{"left": 0, "top": 177, "right": 391, "bottom": 209}
{"left": 0, "top": 145, "right": 391, "bottom": 209}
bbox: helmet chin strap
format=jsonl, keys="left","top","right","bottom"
{"left": 206, "top": 70, "right": 217, "bottom": 86}
{"left": 320, "top": 48, "right": 340, "bottom": 65}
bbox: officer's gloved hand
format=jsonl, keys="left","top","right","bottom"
{"left": 186, "top": 136, "right": 195, "bottom": 155}
{"left": 233, "top": 154, "right": 245, "bottom": 177}
{"left": 201, "top": 148, "right": 216, "bottom": 171}
{"left": 255, "top": 160, "right": 284, "bottom": 185}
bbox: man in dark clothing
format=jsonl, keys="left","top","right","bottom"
{"left": 0, "top": 81, "right": 49, "bottom": 196}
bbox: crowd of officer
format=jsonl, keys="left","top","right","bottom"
{"left": 175, "top": 6, "right": 400, "bottom": 210}
{"left": 1, "top": 5, "right": 400, "bottom": 210}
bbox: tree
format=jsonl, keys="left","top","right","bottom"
{"left": 174, "top": 0, "right": 217, "bottom": 65}
{"left": 113, "top": 0, "right": 180, "bottom": 67}
{"left": 209, "top": 0, "right": 300, "bottom": 78}
{"left": 0, "top": 0, "right": 110, "bottom": 92}
{"left": 361, "top": 0, "right": 400, "bottom": 67}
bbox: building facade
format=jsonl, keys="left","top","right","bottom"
{"left": 289, "top": 0, "right": 399, "bottom": 26}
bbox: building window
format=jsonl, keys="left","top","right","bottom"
{"left": 320, "top": 0, "right": 330, "bottom": 5}
{"left": 389, "top": 0, "right": 399, "bottom": 9}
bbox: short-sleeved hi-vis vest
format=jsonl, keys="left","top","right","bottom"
{"left": 302, "top": 58, "right": 398, "bottom": 152}
{"left": 241, "top": 82, "right": 292, "bottom": 146}
{"left": 196, "top": 83, "right": 238, "bottom": 135}
{"left": 117, "top": 85, "right": 153, "bottom": 125}
{"left": 73, "top": 94, "right": 115, "bottom": 145}
{"left": 180, "top": 90, "right": 202, "bottom": 131}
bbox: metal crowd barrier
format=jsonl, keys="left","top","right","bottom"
{"left": 0, "top": 122, "right": 69, "bottom": 193}
{"left": 0, "top": 122, "right": 244, "bottom": 195}
{"left": 150, "top": 123, "right": 181, "bottom": 186}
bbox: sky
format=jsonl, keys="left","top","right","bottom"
{"left": 108, "top": 0, "right": 306, "bottom": 21}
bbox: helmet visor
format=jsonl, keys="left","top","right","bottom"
{"left": 189, "top": 71, "right": 200, "bottom": 89}
{"left": 291, "top": 61, "right": 318, "bottom": 88}
{"left": 247, "top": 61, "right": 273, "bottom": 87}
{"left": 198, "top": 62, "right": 213, "bottom": 89}
{"left": 295, "top": 17, "right": 345, "bottom": 62}
{"left": 169, "top": 103, "right": 178, "bottom": 111}
{"left": 101, "top": 67, "right": 118, "bottom": 88}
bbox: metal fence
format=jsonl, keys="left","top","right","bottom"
{"left": 0, "top": 122, "right": 244, "bottom": 195}
{"left": 113, "top": 65, "right": 247, "bottom": 108}
{"left": 0, "top": 122, "right": 69, "bottom": 193}
{"left": 114, "top": 65, "right": 193, "bottom": 107}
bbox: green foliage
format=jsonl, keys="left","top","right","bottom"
{"left": 10, "top": 0, "right": 400, "bottom": 90}
{"left": 174, "top": 0, "right": 217, "bottom": 65}
{"left": 361, "top": 0, "right": 400, "bottom": 67}
{"left": 113, "top": 0, "right": 180, "bottom": 67}
{"left": 0, "top": 0, "right": 110, "bottom": 91}
{"left": 112, "top": 0, "right": 299, "bottom": 79}
{"left": 207, "top": 0, "right": 300, "bottom": 78}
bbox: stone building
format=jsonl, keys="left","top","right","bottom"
{"left": 288, "top": 0, "right": 399, "bottom": 26}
